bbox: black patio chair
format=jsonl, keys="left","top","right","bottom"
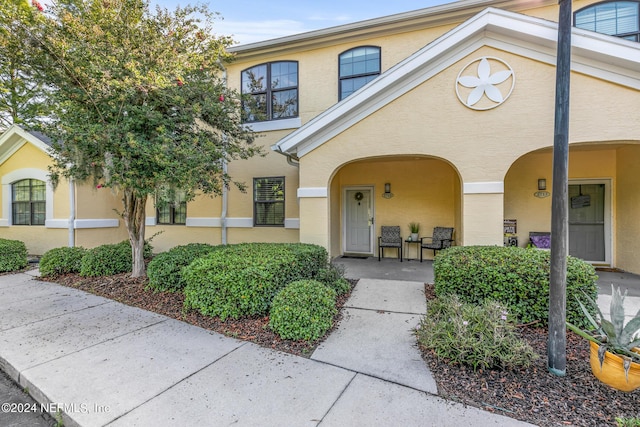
{"left": 420, "top": 227, "right": 454, "bottom": 261}
{"left": 378, "top": 226, "right": 403, "bottom": 262}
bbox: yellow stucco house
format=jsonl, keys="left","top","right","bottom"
{"left": 1, "top": 0, "right": 639, "bottom": 272}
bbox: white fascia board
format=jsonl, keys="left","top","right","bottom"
{"left": 274, "top": 8, "right": 640, "bottom": 157}
{"left": 0, "top": 125, "right": 52, "bottom": 165}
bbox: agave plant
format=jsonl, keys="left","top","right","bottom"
{"left": 567, "top": 284, "right": 640, "bottom": 379}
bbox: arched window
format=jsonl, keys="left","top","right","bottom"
{"left": 575, "top": 1, "right": 640, "bottom": 41}
{"left": 12, "top": 179, "right": 46, "bottom": 225}
{"left": 339, "top": 46, "right": 381, "bottom": 100}
{"left": 241, "top": 61, "right": 298, "bottom": 122}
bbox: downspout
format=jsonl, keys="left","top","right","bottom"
{"left": 219, "top": 59, "right": 228, "bottom": 245}
{"left": 68, "top": 177, "right": 75, "bottom": 247}
{"left": 272, "top": 144, "right": 299, "bottom": 168}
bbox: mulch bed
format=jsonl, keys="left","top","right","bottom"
{"left": 421, "top": 284, "right": 639, "bottom": 427}
{"left": 41, "top": 272, "right": 638, "bottom": 426}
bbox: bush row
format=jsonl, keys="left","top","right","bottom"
{"left": 0, "top": 238, "right": 28, "bottom": 272}
{"left": 433, "top": 246, "right": 599, "bottom": 329}
{"left": 40, "top": 240, "right": 152, "bottom": 277}
{"left": 183, "top": 243, "right": 329, "bottom": 321}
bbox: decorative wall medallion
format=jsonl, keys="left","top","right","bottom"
{"left": 456, "top": 57, "right": 515, "bottom": 110}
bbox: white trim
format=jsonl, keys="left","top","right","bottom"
{"left": 145, "top": 217, "right": 157, "bottom": 226}
{"left": 243, "top": 117, "right": 301, "bottom": 133}
{"left": 185, "top": 217, "right": 222, "bottom": 227}
{"left": 0, "top": 219, "right": 8, "bottom": 227}
{"left": 226, "top": 217, "right": 253, "bottom": 228}
{"left": 569, "top": 179, "right": 612, "bottom": 266}
{"left": 273, "top": 8, "right": 640, "bottom": 158}
{"left": 463, "top": 181, "right": 504, "bottom": 194}
{"left": 284, "top": 218, "right": 300, "bottom": 229}
{"left": 45, "top": 219, "right": 69, "bottom": 229}
{"left": 74, "top": 219, "right": 119, "bottom": 229}
{"left": 1, "top": 168, "right": 54, "bottom": 226}
{"left": 184, "top": 217, "right": 254, "bottom": 228}
{"left": 297, "top": 187, "right": 328, "bottom": 198}
{"left": 0, "top": 125, "right": 51, "bottom": 165}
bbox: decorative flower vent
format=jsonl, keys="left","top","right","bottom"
{"left": 456, "top": 57, "right": 515, "bottom": 110}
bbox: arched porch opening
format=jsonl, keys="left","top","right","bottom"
{"left": 504, "top": 141, "right": 640, "bottom": 273}
{"left": 327, "top": 155, "right": 462, "bottom": 260}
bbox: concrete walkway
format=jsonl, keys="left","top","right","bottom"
{"left": 0, "top": 271, "right": 533, "bottom": 427}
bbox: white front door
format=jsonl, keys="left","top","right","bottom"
{"left": 344, "top": 188, "right": 373, "bottom": 254}
{"left": 568, "top": 181, "right": 610, "bottom": 264}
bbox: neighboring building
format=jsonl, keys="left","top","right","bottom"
{"left": 1, "top": 0, "right": 639, "bottom": 273}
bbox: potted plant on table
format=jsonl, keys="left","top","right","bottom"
{"left": 567, "top": 284, "right": 640, "bottom": 392}
{"left": 408, "top": 223, "right": 420, "bottom": 242}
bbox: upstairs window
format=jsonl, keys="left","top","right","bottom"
{"left": 339, "top": 46, "right": 381, "bottom": 100}
{"left": 242, "top": 61, "right": 298, "bottom": 122}
{"left": 575, "top": 1, "right": 640, "bottom": 41}
{"left": 254, "top": 177, "right": 284, "bottom": 227}
{"left": 156, "top": 190, "right": 186, "bottom": 225}
{"left": 12, "top": 179, "right": 45, "bottom": 225}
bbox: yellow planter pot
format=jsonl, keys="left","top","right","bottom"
{"left": 589, "top": 341, "right": 640, "bottom": 392}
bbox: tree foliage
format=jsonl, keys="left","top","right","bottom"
{"left": 25, "top": 0, "right": 260, "bottom": 276}
{"left": 0, "top": 0, "right": 50, "bottom": 130}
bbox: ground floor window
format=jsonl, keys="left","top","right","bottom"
{"left": 156, "top": 190, "right": 186, "bottom": 224}
{"left": 254, "top": 177, "right": 285, "bottom": 226}
{"left": 12, "top": 179, "right": 46, "bottom": 225}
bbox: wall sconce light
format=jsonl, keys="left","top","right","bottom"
{"left": 382, "top": 182, "right": 394, "bottom": 199}
{"left": 538, "top": 178, "right": 547, "bottom": 191}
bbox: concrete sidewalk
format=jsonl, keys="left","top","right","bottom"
{"left": 0, "top": 272, "right": 533, "bottom": 427}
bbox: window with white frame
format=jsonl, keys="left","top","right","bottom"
{"left": 575, "top": 1, "right": 640, "bottom": 41}
{"left": 12, "top": 179, "right": 46, "bottom": 225}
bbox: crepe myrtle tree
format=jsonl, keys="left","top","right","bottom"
{"left": 0, "top": 0, "right": 50, "bottom": 130}
{"left": 29, "top": 0, "right": 260, "bottom": 277}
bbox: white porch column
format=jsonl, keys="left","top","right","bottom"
{"left": 462, "top": 181, "right": 504, "bottom": 246}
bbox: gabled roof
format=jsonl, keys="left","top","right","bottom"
{"left": 0, "top": 125, "right": 51, "bottom": 165}
{"left": 273, "top": 7, "right": 640, "bottom": 158}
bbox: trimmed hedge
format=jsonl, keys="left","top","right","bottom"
{"left": 39, "top": 247, "right": 86, "bottom": 277}
{"left": 315, "top": 264, "right": 351, "bottom": 295}
{"left": 0, "top": 238, "right": 28, "bottom": 272}
{"left": 147, "top": 243, "right": 218, "bottom": 292}
{"left": 80, "top": 240, "right": 153, "bottom": 277}
{"left": 183, "top": 243, "right": 328, "bottom": 320}
{"left": 269, "top": 280, "right": 337, "bottom": 341}
{"left": 433, "top": 246, "right": 598, "bottom": 328}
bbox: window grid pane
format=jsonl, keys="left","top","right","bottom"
{"left": 575, "top": 1, "right": 640, "bottom": 39}
{"left": 242, "top": 62, "right": 298, "bottom": 123}
{"left": 339, "top": 46, "right": 381, "bottom": 100}
{"left": 12, "top": 179, "right": 46, "bottom": 225}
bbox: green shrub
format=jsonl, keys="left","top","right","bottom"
{"left": 433, "top": 246, "right": 598, "bottom": 328}
{"left": 80, "top": 240, "right": 152, "bottom": 277}
{"left": 0, "top": 238, "right": 28, "bottom": 272}
{"left": 417, "top": 294, "right": 538, "bottom": 370}
{"left": 39, "top": 247, "right": 86, "bottom": 277}
{"left": 315, "top": 264, "right": 351, "bottom": 295}
{"left": 269, "top": 280, "right": 337, "bottom": 341}
{"left": 147, "top": 243, "right": 218, "bottom": 292}
{"left": 183, "top": 243, "right": 328, "bottom": 320}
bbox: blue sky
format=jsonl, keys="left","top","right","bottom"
{"left": 150, "top": 0, "right": 455, "bottom": 45}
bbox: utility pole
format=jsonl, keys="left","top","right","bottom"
{"left": 548, "top": 0, "right": 572, "bottom": 376}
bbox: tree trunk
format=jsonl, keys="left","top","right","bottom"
{"left": 122, "top": 190, "right": 147, "bottom": 278}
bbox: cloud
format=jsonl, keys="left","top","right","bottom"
{"left": 215, "top": 19, "right": 318, "bottom": 45}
